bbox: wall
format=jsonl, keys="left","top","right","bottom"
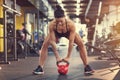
{"left": 16, "top": 7, "right": 24, "bottom": 30}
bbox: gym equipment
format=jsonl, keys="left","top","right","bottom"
{"left": 104, "top": 38, "right": 120, "bottom": 46}
{"left": 2, "top": 4, "right": 21, "bottom": 15}
{"left": 87, "top": 38, "right": 120, "bottom": 71}
{"left": 16, "top": 29, "right": 38, "bottom": 57}
{"left": 57, "top": 59, "right": 69, "bottom": 75}
{"left": 104, "top": 38, "right": 120, "bottom": 71}
{"left": 0, "top": 0, "right": 20, "bottom": 64}
{"left": 17, "top": 41, "right": 25, "bottom": 58}
{"left": 104, "top": 38, "right": 120, "bottom": 61}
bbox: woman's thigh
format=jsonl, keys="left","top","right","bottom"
{"left": 74, "top": 33, "right": 84, "bottom": 46}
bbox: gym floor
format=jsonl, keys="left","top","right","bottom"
{"left": 0, "top": 46, "right": 120, "bottom": 80}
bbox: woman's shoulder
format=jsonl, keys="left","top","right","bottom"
{"left": 48, "top": 19, "right": 56, "bottom": 30}
{"left": 66, "top": 18, "right": 75, "bottom": 26}
{"left": 48, "top": 19, "right": 54, "bottom": 26}
{"left": 66, "top": 18, "right": 73, "bottom": 22}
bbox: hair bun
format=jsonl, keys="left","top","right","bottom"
{"left": 56, "top": 5, "right": 62, "bottom": 10}
{"left": 54, "top": 5, "right": 65, "bottom": 18}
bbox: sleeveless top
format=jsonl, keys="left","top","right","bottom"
{"left": 54, "top": 19, "right": 70, "bottom": 38}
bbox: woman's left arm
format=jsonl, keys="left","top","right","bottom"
{"left": 66, "top": 22, "right": 76, "bottom": 58}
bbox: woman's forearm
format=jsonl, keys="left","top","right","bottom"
{"left": 67, "top": 42, "right": 74, "bottom": 58}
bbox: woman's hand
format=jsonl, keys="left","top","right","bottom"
{"left": 63, "top": 56, "right": 70, "bottom": 62}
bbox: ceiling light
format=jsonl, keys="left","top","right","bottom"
{"left": 77, "top": 0, "right": 81, "bottom": 4}
{"left": 57, "top": 0, "right": 62, "bottom": 4}
{"left": 76, "top": 0, "right": 81, "bottom": 15}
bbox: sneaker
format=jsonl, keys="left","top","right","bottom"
{"left": 33, "top": 65, "right": 44, "bottom": 75}
{"left": 84, "top": 65, "right": 94, "bottom": 74}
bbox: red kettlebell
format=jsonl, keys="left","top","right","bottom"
{"left": 57, "top": 59, "right": 69, "bottom": 75}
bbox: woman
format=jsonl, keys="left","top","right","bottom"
{"left": 33, "top": 5, "right": 94, "bottom": 75}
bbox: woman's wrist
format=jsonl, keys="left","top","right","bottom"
{"left": 54, "top": 51, "right": 60, "bottom": 58}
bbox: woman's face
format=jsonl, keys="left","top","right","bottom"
{"left": 55, "top": 17, "right": 65, "bottom": 26}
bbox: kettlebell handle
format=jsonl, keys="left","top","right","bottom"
{"left": 56, "top": 59, "right": 69, "bottom": 66}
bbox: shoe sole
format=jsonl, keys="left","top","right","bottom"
{"left": 84, "top": 70, "right": 94, "bottom": 74}
{"left": 33, "top": 72, "right": 44, "bottom": 75}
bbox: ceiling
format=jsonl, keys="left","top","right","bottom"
{"left": 16, "top": 0, "right": 47, "bottom": 18}
{"left": 16, "top": 0, "right": 120, "bottom": 23}
{"left": 47, "top": 0, "right": 89, "bottom": 18}
{"left": 16, "top": 0, "right": 34, "bottom": 7}
{"left": 47, "top": 0, "right": 120, "bottom": 23}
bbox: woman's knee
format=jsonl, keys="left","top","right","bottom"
{"left": 76, "top": 41, "right": 85, "bottom": 50}
{"left": 42, "top": 40, "right": 50, "bottom": 48}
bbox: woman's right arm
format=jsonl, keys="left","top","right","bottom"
{"left": 48, "top": 22, "right": 60, "bottom": 59}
